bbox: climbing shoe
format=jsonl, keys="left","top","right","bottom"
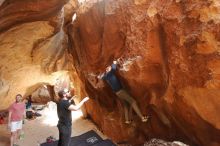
{"left": 125, "top": 120, "right": 131, "bottom": 124}
{"left": 142, "top": 116, "right": 149, "bottom": 122}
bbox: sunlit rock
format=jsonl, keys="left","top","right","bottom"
{"left": 69, "top": 0, "right": 220, "bottom": 145}
{"left": 0, "top": 0, "right": 220, "bottom": 146}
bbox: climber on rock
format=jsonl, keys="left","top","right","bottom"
{"left": 98, "top": 60, "right": 148, "bottom": 124}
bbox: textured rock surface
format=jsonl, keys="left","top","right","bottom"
{"left": 0, "top": 0, "right": 67, "bottom": 32}
{"left": 0, "top": 0, "right": 220, "bottom": 146}
{"left": 144, "top": 138, "right": 189, "bottom": 146}
{"left": 0, "top": 0, "right": 77, "bottom": 109}
{"left": 69, "top": 0, "right": 220, "bottom": 146}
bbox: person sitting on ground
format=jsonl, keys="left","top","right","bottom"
{"left": 25, "top": 96, "right": 42, "bottom": 120}
{"left": 8, "top": 94, "right": 26, "bottom": 146}
{"left": 25, "top": 95, "right": 32, "bottom": 110}
{"left": 25, "top": 95, "right": 35, "bottom": 120}
{"left": 57, "top": 88, "right": 89, "bottom": 146}
{"left": 98, "top": 60, "right": 148, "bottom": 124}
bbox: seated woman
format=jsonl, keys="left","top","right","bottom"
{"left": 25, "top": 95, "right": 42, "bottom": 119}
{"left": 25, "top": 95, "right": 35, "bottom": 119}
{"left": 26, "top": 95, "right": 32, "bottom": 110}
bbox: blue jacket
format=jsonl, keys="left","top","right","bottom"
{"left": 102, "top": 64, "right": 122, "bottom": 92}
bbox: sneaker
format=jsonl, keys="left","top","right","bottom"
{"left": 142, "top": 116, "right": 149, "bottom": 122}
{"left": 125, "top": 120, "right": 131, "bottom": 124}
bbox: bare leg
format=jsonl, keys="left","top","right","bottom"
{"left": 17, "top": 129, "right": 21, "bottom": 140}
{"left": 131, "top": 101, "right": 143, "bottom": 119}
{"left": 124, "top": 105, "right": 129, "bottom": 122}
{"left": 131, "top": 102, "right": 148, "bottom": 122}
{"left": 122, "top": 101, "right": 130, "bottom": 123}
{"left": 129, "top": 105, "right": 133, "bottom": 120}
{"left": 116, "top": 89, "right": 147, "bottom": 122}
{"left": 10, "top": 132, "right": 16, "bottom": 146}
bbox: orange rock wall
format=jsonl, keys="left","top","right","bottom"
{"left": 0, "top": 0, "right": 77, "bottom": 109}
{"left": 69, "top": 0, "right": 220, "bottom": 146}
{"left": 0, "top": 0, "right": 220, "bottom": 146}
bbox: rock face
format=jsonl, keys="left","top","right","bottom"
{"left": 0, "top": 0, "right": 78, "bottom": 109}
{"left": 144, "top": 138, "right": 189, "bottom": 146}
{"left": 0, "top": 0, "right": 220, "bottom": 146}
{"left": 69, "top": 0, "right": 220, "bottom": 146}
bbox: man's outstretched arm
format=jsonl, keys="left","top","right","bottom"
{"left": 68, "top": 97, "right": 89, "bottom": 111}
{"left": 97, "top": 73, "right": 105, "bottom": 80}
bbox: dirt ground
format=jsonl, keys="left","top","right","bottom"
{"left": 0, "top": 103, "right": 106, "bottom": 146}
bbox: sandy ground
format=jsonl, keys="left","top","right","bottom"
{"left": 0, "top": 103, "right": 107, "bottom": 146}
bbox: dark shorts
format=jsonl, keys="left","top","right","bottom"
{"left": 116, "top": 89, "right": 135, "bottom": 105}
